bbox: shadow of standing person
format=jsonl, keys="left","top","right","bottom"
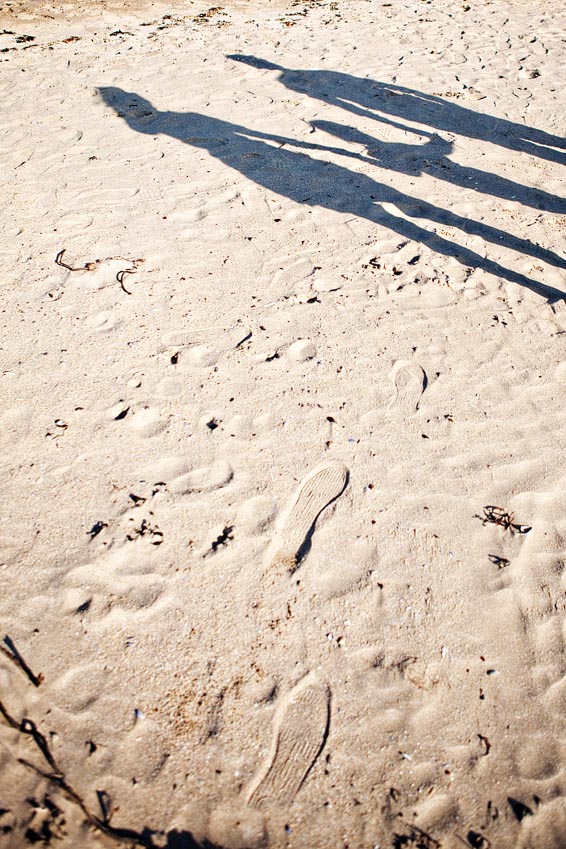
{"left": 311, "top": 119, "right": 566, "bottom": 214}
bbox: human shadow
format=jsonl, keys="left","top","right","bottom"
{"left": 227, "top": 56, "right": 566, "bottom": 167}
{"left": 97, "top": 825, "right": 222, "bottom": 849}
{"left": 165, "top": 830, "right": 222, "bottom": 849}
{"left": 98, "top": 87, "right": 565, "bottom": 302}
{"left": 312, "top": 120, "right": 566, "bottom": 215}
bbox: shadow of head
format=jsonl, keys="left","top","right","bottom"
{"left": 114, "top": 827, "right": 225, "bottom": 849}
{"left": 97, "top": 86, "right": 160, "bottom": 128}
{"left": 164, "top": 830, "right": 224, "bottom": 849}
{"left": 226, "top": 54, "right": 282, "bottom": 70}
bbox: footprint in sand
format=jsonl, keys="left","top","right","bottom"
{"left": 310, "top": 537, "right": 378, "bottom": 600}
{"left": 269, "top": 461, "right": 348, "bottom": 574}
{"left": 388, "top": 359, "right": 427, "bottom": 412}
{"left": 142, "top": 456, "right": 234, "bottom": 495}
{"left": 170, "top": 459, "right": 233, "bottom": 494}
{"left": 161, "top": 323, "right": 252, "bottom": 370}
{"left": 85, "top": 309, "right": 119, "bottom": 334}
{"left": 246, "top": 675, "right": 330, "bottom": 808}
{"left": 129, "top": 406, "right": 168, "bottom": 438}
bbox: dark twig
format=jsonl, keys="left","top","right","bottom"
{"left": 0, "top": 698, "right": 20, "bottom": 730}
{"left": 0, "top": 700, "right": 154, "bottom": 847}
{"left": 488, "top": 554, "right": 510, "bottom": 569}
{"left": 96, "top": 789, "right": 113, "bottom": 824}
{"left": 20, "top": 718, "right": 60, "bottom": 772}
{"left": 1, "top": 635, "right": 43, "bottom": 686}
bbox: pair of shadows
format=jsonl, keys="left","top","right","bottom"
{"left": 231, "top": 55, "right": 566, "bottom": 216}
{"left": 98, "top": 83, "right": 566, "bottom": 302}
{"left": 228, "top": 57, "right": 566, "bottom": 166}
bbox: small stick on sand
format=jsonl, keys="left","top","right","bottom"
{"left": 1, "top": 635, "right": 43, "bottom": 687}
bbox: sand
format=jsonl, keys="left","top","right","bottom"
{"left": 1, "top": 0, "right": 566, "bottom": 846}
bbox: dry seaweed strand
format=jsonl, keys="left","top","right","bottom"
{"left": 117, "top": 266, "right": 137, "bottom": 294}
{"left": 55, "top": 248, "right": 96, "bottom": 272}
{"left": 476, "top": 505, "right": 531, "bottom": 534}
{"left": 55, "top": 250, "right": 145, "bottom": 294}
{"left": 0, "top": 700, "right": 153, "bottom": 847}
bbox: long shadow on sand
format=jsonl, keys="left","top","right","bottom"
{"left": 227, "top": 57, "right": 566, "bottom": 167}
{"left": 95, "top": 827, "right": 222, "bottom": 849}
{"left": 309, "top": 119, "right": 566, "bottom": 215}
{"left": 98, "top": 87, "right": 566, "bottom": 302}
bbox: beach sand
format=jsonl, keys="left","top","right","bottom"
{"left": 1, "top": 0, "right": 566, "bottom": 846}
